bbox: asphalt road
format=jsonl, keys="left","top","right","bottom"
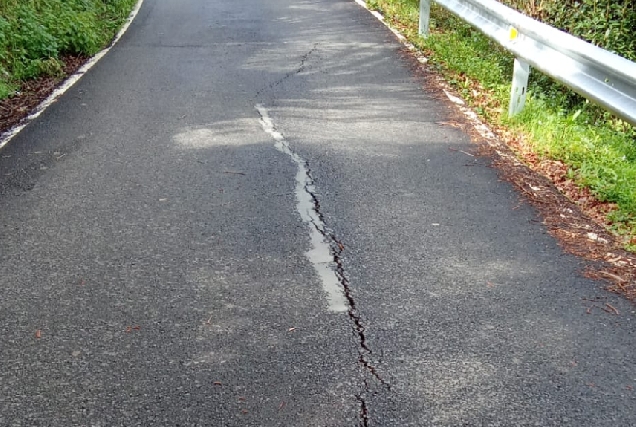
{"left": 1, "top": 0, "right": 635, "bottom": 425}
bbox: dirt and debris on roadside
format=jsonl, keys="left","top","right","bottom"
{"left": 485, "top": 139, "right": 636, "bottom": 302}
{"left": 0, "top": 55, "right": 86, "bottom": 133}
{"left": 398, "top": 47, "right": 636, "bottom": 304}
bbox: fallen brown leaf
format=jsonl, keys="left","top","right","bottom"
{"left": 605, "top": 303, "right": 619, "bottom": 315}
{"left": 448, "top": 147, "right": 475, "bottom": 157}
{"left": 600, "top": 271, "right": 626, "bottom": 283}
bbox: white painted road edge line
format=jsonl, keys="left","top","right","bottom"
{"left": 352, "top": 0, "right": 428, "bottom": 65}
{"left": 443, "top": 86, "right": 525, "bottom": 164}
{"left": 256, "top": 104, "right": 348, "bottom": 313}
{"left": 352, "top": 0, "right": 508, "bottom": 154}
{"left": 0, "top": 0, "right": 145, "bottom": 151}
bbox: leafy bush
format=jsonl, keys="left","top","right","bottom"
{"left": 0, "top": 0, "right": 136, "bottom": 96}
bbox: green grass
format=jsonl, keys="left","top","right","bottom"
{"left": 368, "top": 0, "right": 636, "bottom": 244}
{"left": 0, "top": 0, "right": 137, "bottom": 98}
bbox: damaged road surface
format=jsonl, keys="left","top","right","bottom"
{"left": 0, "top": 0, "right": 635, "bottom": 426}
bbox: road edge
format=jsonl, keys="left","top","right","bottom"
{"left": 352, "top": 0, "right": 636, "bottom": 302}
{"left": 0, "top": 0, "right": 146, "bottom": 152}
{"left": 351, "top": 0, "right": 500, "bottom": 148}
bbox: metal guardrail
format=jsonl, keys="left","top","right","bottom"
{"left": 418, "top": 0, "right": 636, "bottom": 125}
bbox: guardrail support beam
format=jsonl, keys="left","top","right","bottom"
{"left": 509, "top": 58, "right": 530, "bottom": 117}
{"left": 419, "top": 0, "right": 431, "bottom": 36}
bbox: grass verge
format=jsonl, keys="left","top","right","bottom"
{"left": 0, "top": 0, "right": 137, "bottom": 99}
{"left": 367, "top": 0, "right": 636, "bottom": 249}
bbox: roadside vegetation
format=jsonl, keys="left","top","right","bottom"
{"left": 0, "top": 0, "right": 137, "bottom": 99}
{"left": 366, "top": 0, "right": 636, "bottom": 249}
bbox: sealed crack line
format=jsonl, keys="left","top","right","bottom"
{"left": 255, "top": 104, "right": 390, "bottom": 383}
{"left": 255, "top": 44, "right": 318, "bottom": 98}
{"left": 256, "top": 104, "right": 347, "bottom": 312}
{"left": 256, "top": 105, "right": 390, "bottom": 427}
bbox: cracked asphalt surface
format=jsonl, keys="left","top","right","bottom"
{"left": 1, "top": 0, "right": 635, "bottom": 425}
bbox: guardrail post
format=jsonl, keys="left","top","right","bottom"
{"left": 509, "top": 58, "right": 530, "bottom": 117}
{"left": 419, "top": 0, "right": 431, "bottom": 36}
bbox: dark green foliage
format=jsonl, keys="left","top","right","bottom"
{"left": 0, "top": 0, "right": 136, "bottom": 98}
